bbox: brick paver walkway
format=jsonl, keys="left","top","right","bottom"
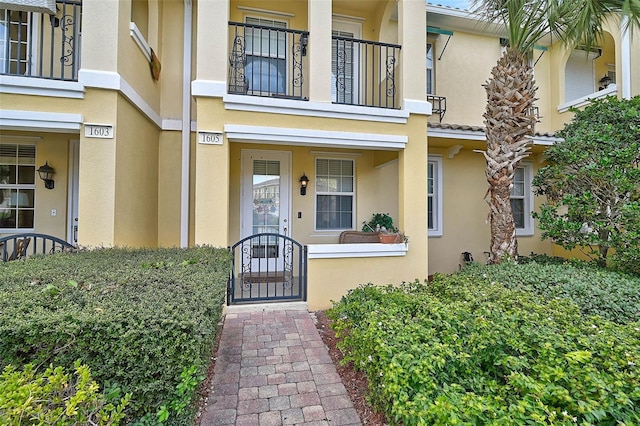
{"left": 199, "top": 308, "right": 361, "bottom": 426}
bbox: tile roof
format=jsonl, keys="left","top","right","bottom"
{"left": 428, "top": 121, "right": 558, "bottom": 138}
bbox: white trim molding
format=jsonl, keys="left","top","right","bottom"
{"left": 223, "top": 94, "right": 410, "bottom": 124}
{"left": 191, "top": 80, "right": 227, "bottom": 98}
{"left": 224, "top": 124, "right": 408, "bottom": 150}
{"left": 0, "top": 109, "right": 82, "bottom": 132}
{"left": 79, "top": 69, "right": 162, "bottom": 128}
{"left": 130, "top": 22, "right": 152, "bottom": 62}
{"left": 307, "top": 243, "right": 408, "bottom": 259}
{"left": 405, "top": 99, "right": 432, "bottom": 115}
{"left": 428, "top": 126, "right": 486, "bottom": 141}
{"left": 0, "top": 75, "right": 84, "bottom": 98}
{"left": 558, "top": 84, "right": 617, "bottom": 113}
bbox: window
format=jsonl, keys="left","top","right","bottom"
{"left": 315, "top": 158, "right": 354, "bottom": 230}
{"left": 565, "top": 48, "right": 599, "bottom": 102}
{"left": 245, "top": 17, "right": 287, "bottom": 95}
{"left": 426, "top": 42, "right": 434, "bottom": 95}
{"left": 0, "top": 8, "right": 32, "bottom": 75}
{"left": 510, "top": 164, "right": 534, "bottom": 235}
{"left": 332, "top": 19, "right": 361, "bottom": 105}
{"left": 0, "top": 144, "right": 36, "bottom": 230}
{"left": 428, "top": 156, "right": 443, "bottom": 236}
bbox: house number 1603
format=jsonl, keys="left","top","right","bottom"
{"left": 85, "top": 124, "right": 114, "bottom": 139}
{"left": 198, "top": 132, "right": 223, "bottom": 145}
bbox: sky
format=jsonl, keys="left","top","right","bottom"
{"left": 429, "top": 0, "right": 472, "bottom": 10}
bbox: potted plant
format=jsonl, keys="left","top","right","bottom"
{"left": 362, "top": 213, "right": 408, "bottom": 244}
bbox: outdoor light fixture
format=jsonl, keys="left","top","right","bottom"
{"left": 300, "top": 32, "right": 309, "bottom": 56}
{"left": 599, "top": 74, "right": 612, "bottom": 89}
{"left": 37, "top": 162, "right": 55, "bottom": 189}
{"left": 299, "top": 173, "right": 309, "bottom": 196}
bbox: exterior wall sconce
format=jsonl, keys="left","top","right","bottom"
{"left": 599, "top": 74, "right": 612, "bottom": 90}
{"left": 299, "top": 173, "right": 309, "bottom": 196}
{"left": 37, "top": 162, "right": 55, "bottom": 189}
{"left": 300, "top": 32, "right": 309, "bottom": 56}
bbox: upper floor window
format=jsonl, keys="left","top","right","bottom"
{"left": 565, "top": 48, "right": 599, "bottom": 103}
{"left": 0, "top": 8, "right": 31, "bottom": 75}
{"left": 315, "top": 158, "right": 354, "bottom": 231}
{"left": 245, "top": 16, "right": 287, "bottom": 95}
{"left": 332, "top": 19, "right": 361, "bottom": 105}
{"left": 428, "top": 156, "right": 443, "bottom": 237}
{"left": 0, "top": 144, "right": 36, "bottom": 230}
{"left": 426, "top": 42, "right": 434, "bottom": 95}
{"left": 510, "top": 164, "right": 534, "bottom": 236}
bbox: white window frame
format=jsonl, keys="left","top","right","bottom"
{"left": 1, "top": 8, "right": 35, "bottom": 75}
{"left": 331, "top": 18, "right": 362, "bottom": 104}
{"left": 244, "top": 15, "right": 289, "bottom": 96}
{"left": 0, "top": 143, "right": 36, "bottom": 232}
{"left": 510, "top": 163, "right": 534, "bottom": 236}
{"left": 426, "top": 41, "right": 434, "bottom": 95}
{"left": 427, "top": 155, "right": 443, "bottom": 237}
{"left": 314, "top": 157, "right": 356, "bottom": 232}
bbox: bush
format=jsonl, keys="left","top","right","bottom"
{"left": 329, "top": 276, "right": 640, "bottom": 425}
{"left": 459, "top": 261, "right": 640, "bottom": 323}
{"left": 0, "top": 361, "right": 129, "bottom": 425}
{"left": 0, "top": 246, "right": 230, "bottom": 423}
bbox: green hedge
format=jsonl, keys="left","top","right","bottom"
{"left": 459, "top": 261, "right": 640, "bottom": 323}
{"left": 329, "top": 275, "right": 640, "bottom": 425}
{"left": 0, "top": 246, "right": 230, "bottom": 424}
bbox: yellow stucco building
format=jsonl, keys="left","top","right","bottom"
{"left": 0, "top": 0, "right": 638, "bottom": 310}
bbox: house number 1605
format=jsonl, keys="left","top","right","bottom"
{"left": 198, "top": 132, "right": 223, "bottom": 145}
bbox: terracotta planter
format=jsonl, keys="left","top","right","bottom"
{"left": 379, "top": 233, "right": 402, "bottom": 243}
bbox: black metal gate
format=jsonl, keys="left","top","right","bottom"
{"left": 228, "top": 233, "right": 307, "bottom": 304}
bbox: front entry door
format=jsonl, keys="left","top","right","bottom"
{"left": 241, "top": 150, "right": 291, "bottom": 272}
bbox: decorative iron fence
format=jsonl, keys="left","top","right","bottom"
{"left": 228, "top": 22, "right": 308, "bottom": 100}
{"left": 228, "top": 233, "right": 307, "bottom": 304}
{"left": 427, "top": 94, "right": 447, "bottom": 122}
{"left": 0, "top": 233, "right": 75, "bottom": 262}
{"left": 332, "top": 36, "right": 401, "bottom": 109}
{"left": 0, "top": 0, "right": 82, "bottom": 81}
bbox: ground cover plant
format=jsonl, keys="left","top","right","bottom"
{"left": 0, "top": 246, "right": 230, "bottom": 424}
{"left": 328, "top": 267, "right": 640, "bottom": 425}
{"left": 459, "top": 259, "right": 640, "bottom": 323}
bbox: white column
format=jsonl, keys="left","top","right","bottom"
{"left": 308, "top": 0, "right": 332, "bottom": 103}
{"left": 621, "top": 17, "right": 631, "bottom": 100}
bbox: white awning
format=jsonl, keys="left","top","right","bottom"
{"left": 0, "top": 0, "right": 56, "bottom": 14}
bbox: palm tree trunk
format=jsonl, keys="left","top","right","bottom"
{"left": 481, "top": 48, "right": 537, "bottom": 264}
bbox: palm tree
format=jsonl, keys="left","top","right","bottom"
{"left": 472, "top": 0, "right": 640, "bottom": 264}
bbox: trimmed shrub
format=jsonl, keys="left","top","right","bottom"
{"left": 459, "top": 261, "right": 640, "bottom": 323}
{"left": 329, "top": 276, "right": 640, "bottom": 425}
{"left": 0, "top": 361, "right": 129, "bottom": 425}
{"left": 0, "top": 246, "right": 230, "bottom": 423}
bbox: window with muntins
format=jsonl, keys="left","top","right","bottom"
{"left": 510, "top": 164, "right": 534, "bottom": 235}
{"left": 426, "top": 42, "right": 434, "bottom": 95}
{"left": 0, "top": 9, "right": 31, "bottom": 75}
{"left": 245, "top": 17, "right": 287, "bottom": 95}
{"left": 315, "top": 158, "right": 354, "bottom": 230}
{"left": 0, "top": 144, "right": 36, "bottom": 230}
{"left": 428, "top": 156, "right": 443, "bottom": 236}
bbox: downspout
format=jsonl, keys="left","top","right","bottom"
{"left": 181, "top": 0, "right": 193, "bottom": 247}
{"left": 621, "top": 17, "right": 631, "bottom": 100}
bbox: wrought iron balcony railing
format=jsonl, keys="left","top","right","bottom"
{"left": 228, "top": 22, "right": 309, "bottom": 100}
{"left": 332, "top": 36, "right": 401, "bottom": 109}
{"left": 1, "top": 0, "right": 82, "bottom": 81}
{"left": 427, "top": 94, "right": 447, "bottom": 122}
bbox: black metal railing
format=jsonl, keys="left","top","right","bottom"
{"left": 427, "top": 94, "right": 447, "bottom": 122}
{"left": 228, "top": 233, "right": 307, "bottom": 304}
{"left": 228, "top": 22, "right": 308, "bottom": 100}
{"left": 0, "top": 233, "right": 75, "bottom": 262}
{"left": 0, "top": 0, "right": 82, "bottom": 81}
{"left": 332, "top": 36, "right": 400, "bottom": 109}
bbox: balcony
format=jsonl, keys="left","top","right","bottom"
{"left": 0, "top": 0, "right": 82, "bottom": 81}
{"left": 228, "top": 21, "right": 309, "bottom": 100}
{"left": 427, "top": 94, "right": 446, "bottom": 122}
{"left": 332, "top": 36, "right": 401, "bottom": 109}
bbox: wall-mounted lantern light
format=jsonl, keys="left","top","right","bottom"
{"left": 37, "top": 162, "right": 55, "bottom": 189}
{"left": 299, "top": 173, "right": 309, "bottom": 196}
{"left": 300, "top": 32, "right": 309, "bottom": 56}
{"left": 599, "top": 74, "right": 612, "bottom": 90}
